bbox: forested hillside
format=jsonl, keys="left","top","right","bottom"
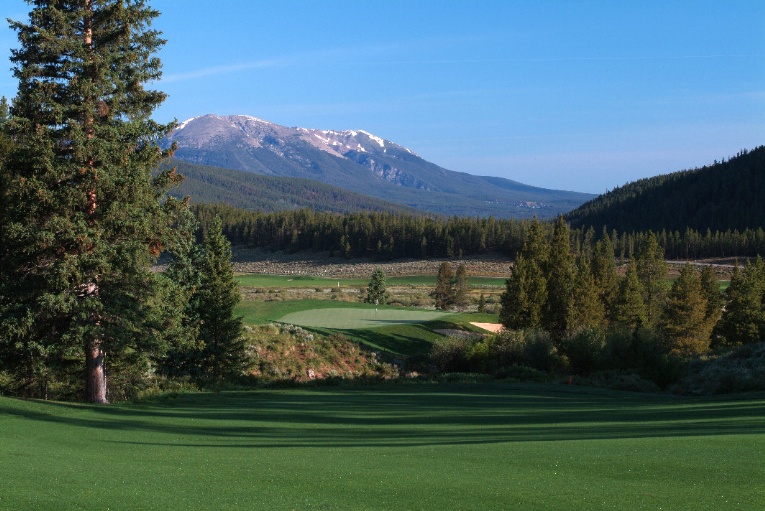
{"left": 193, "top": 203, "right": 765, "bottom": 261}
{"left": 166, "top": 159, "right": 420, "bottom": 214}
{"left": 566, "top": 147, "right": 765, "bottom": 232}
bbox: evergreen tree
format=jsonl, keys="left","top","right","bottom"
{"left": 568, "top": 255, "right": 606, "bottom": 334}
{"left": 197, "top": 217, "right": 245, "bottom": 381}
{"left": 699, "top": 265, "right": 724, "bottom": 336}
{"left": 477, "top": 294, "right": 486, "bottom": 314}
{"left": 0, "top": 1, "right": 182, "bottom": 402}
{"left": 454, "top": 264, "right": 470, "bottom": 310}
{"left": 365, "top": 269, "right": 390, "bottom": 305}
{"left": 543, "top": 215, "right": 575, "bottom": 338}
{"left": 158, "top": 207, "right": 205, "bottom": 378}
{"left": 499, "top": 219, "right": 549, "bottom": 330}
{"left": 591, "top": 236, "right": 619, "bottom": 323}
{"left": 499, "top": 254, "right": 547, "bottom": 330}
{"left": 635, "top": 232, "right": 669, "bottom": 327}
{"left": 433, "top": 262, "right": 455, "bottom": 310}
{"left": 661, "top": 264, "right": 711, "bottom": 355}
{"left": 613, "top": 262, "right": 647, "bottom": 329}
{"left": 718, "top": 259, "right": 765, "bottom": 345}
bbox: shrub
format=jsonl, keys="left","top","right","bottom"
{"left": 681, "top": 342, "right": 765, "bottom": 395}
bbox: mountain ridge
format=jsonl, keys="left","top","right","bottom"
{"left": 163, "top": 114, "right": 593, "bottom": 218}
{"left": 565, "top": 146, "right": 765, "bottom": 233}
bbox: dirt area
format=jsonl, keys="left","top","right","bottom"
{"left": 231, "top": 247, "right": 512, "bottom": 278}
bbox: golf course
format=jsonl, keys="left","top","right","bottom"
{"left": 2, "top": 384, "right": 763, "bottom": 510}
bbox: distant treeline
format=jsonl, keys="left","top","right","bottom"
{"left": 192, "top": 203, "right": 765, "bottom": 260}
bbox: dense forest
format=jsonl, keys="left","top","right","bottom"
{"left": 195, "top": 203, "right": 765, "bottom": 260}
{"left": 165, "top": 159, "right": 420, "bottom": 215}
{"left": 566, "top": 146, "right": 765, "bottom": 233}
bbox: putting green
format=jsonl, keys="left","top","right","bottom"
{"left": 277, "top": 307, "right": 449, "bottom": 329}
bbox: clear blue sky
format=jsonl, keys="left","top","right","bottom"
{"left": 2, "top": 1, "right": 764, "bottom": 193}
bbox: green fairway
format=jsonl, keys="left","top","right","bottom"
{"left": 278, "top": 307, "right": 450, "bottom": 329}
{"left": 1, "top": 385, "right": 763, "bottom": 510}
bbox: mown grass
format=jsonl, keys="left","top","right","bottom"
{"left": 1, "top": 384, "right": 763, "bottom": 510}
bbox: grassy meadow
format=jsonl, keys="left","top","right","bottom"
{"left": 2, "top": 384, "right": 764, "bottom": 510}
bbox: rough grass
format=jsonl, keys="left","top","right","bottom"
{"left": 1, "top": 384, "right": 763, "bottom": 510}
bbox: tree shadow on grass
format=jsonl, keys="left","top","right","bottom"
{"left": 345, "top": 325, "right": 436, "bottom": 357}
{"left": 3, "top": 385, "right": 765, "bottom": 449}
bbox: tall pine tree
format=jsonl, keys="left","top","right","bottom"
{"left": 197, "top": 217, "right": 245, "bottom": 381}
{"left": 0, "top": 1, "right": 182, "bottom": 402}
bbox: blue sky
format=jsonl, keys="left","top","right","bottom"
{"left": 1, "top": 1, "right": 763, "bottom": 193}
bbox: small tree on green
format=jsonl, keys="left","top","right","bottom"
{"left": 477, "top": 294, "right": 487, "bottom": 314}
{"left": 433, "top": 262, "right": 455, "bottom": 310}
{"left": 454, "top": 264, "right": 470, "bottom": 310}
{"left": 365, "top": 269, "right": 390, "bottom": 305}
{"left": 499, "top": 254, "right": 547, "bottom": 330}
{"left": 197, "top": 217, "right": 245, "bottom": 381}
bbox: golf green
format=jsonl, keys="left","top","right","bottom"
{"left": 277, "top": 307, "right": 450, "bottom": 329}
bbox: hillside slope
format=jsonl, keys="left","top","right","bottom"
{"left": 163, "top": 114, "right": 593, "bottom": 218}
{"left": 166, "top": 159, "right": 421, "bottom": 214}
{"left": 566, "top": 146, "right": 765, "bottom": 233}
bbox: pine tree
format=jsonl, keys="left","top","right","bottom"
{"left": 635, "top": 232, "right": 668, "bottom": 327}
{"left": 544, "top": 215, "right": 575, "bottom": 338}
{"left": 433, "top": 262, "right": 455, "bottom": 310}
{"left": 454, "top": 264, "right": 469, "bottom": 310}
{"left": 661, "top": 264, "right": 711, "bottom": 355}
{"left": 613, "top": 262, "right": 647, "bottom": 329}
{"left": 0, "top": 1, "right": 182, "bottom": 402}
{"left": 699, "top": 265, "right": 723, "bottom": 335}
{"left": 499, "top": 218, "right": 549, "bottom": 330}
{"left": 591, "top": 236, "right": 619, "bottom": 323}
{"left": 197, "top": 217, "right": 245, "bottom": 381}
{"left": 718, "top": 259, "right": 765, "bottom": 345}
{"left": 365, "top": 269, "right": 390, "bottom": 305}
{"left": 499, "top": 254, "right": 547, "bottom": 330}
{"left": 568, "top": 255, "right": 606, "bottom": 334}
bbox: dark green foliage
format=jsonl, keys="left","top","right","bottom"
{"left": 567, "top": 146, "right": 765, "bottom": 233}
{"left": 717, "top": 258, "right": 765, "bottom": 346}
{"left": 613, "top": 262, "right": 648, "bottom": 329}
{"left": 661, "top": 264, "right": 712, "bottom": 355}
{"left": 0, "top": 1, "right": 183, "bottom": 402}
{"left": 166, "top": 159, "right": 419, "bottom": 215}
{"left": 433, "top": 263, "right": 455, "bottom": 310}
{"left": 499, "top": 219, "right": 550, "bottom": 329}
{"left": 453, "top": 264, "right": 470, "bottom": 310}
{"left": 196, "top": 217, "right": 245, "bottom": 381}
{"left": 543, "top": 215, "right": 576, "bottom": 337}
{"left": 635, "top": 233, "right": 668, "bottom": 327}
{"left": 364, "top": 269, "right": 390, "bottom": 305}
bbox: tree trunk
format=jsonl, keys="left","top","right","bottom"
{"left": 87, "top": 343, "right": 107, "bottom": 404}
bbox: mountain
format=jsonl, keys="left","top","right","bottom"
{"left": 165, "top": 159, "right": 420, "bottom": 215}
{"left": 566, "top": 146, "right": 765, "bottom": 233}
{"left": 163, "top": 114, "right": 593, "bottom": 218}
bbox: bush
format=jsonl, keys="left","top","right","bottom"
{"left": 681, "top": 342, "right": 765, "bottom": 395}
{"left": 585, "top": 370, "right": 662, "bottom": 393}
{"left": 559, "top": 329, "right": 606, "bottom": 375}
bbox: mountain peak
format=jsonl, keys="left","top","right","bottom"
{"left": 164, "top": 113, "right": 593, "bottom": 218}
